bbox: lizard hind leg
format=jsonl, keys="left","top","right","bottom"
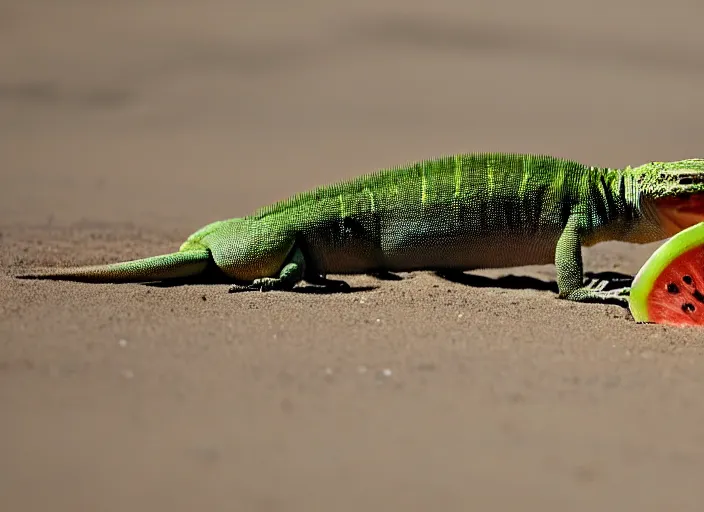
{"left": 228, "top": 246, "right": 307, "bottom": 293}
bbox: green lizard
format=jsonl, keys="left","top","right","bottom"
{"left": 17, "top": 153, "right": 704, "bottom": 303}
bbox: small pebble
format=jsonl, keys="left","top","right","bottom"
{"left": 376, "top": 318, "right": 381, "bottom": 323}
{"left": 458, "top": 313, "right": 464, "bottom": 319}
{"left": 118, "top": 339, "right": 128, "bottom": 348}
{"left": 381, "top": 368, "right": 392, "bottom": 377}
{"left": 324, "top": 367, "right": 334, "bottom": 375}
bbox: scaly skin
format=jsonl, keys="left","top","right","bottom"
{"left": 17, "top": 153, "right": 704, "bottom": 304}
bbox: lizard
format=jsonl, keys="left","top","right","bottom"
{"left": 16, "top": 153, "right": 704, "bottom": 304}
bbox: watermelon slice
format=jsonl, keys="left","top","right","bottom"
{"left": 630, "top": 221, "right": 704, "bottom": 326}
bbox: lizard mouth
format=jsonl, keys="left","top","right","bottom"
{"left": 654, "top": 193, "right": 704, "bottom": 236}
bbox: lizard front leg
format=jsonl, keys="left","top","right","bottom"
{"left": 555, "top": 215, "right": 630, "bottom": 304}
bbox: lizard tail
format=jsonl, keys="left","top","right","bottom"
{"left": 16, "top": 249, "right": 212, "bottom": 283}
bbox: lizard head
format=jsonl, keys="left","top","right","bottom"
{"left": 633, "top": 159, "right": 704, "bottom": 237}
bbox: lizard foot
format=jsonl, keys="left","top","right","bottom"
{"left": 228, "top": 277, "right": 295, "bottom": 293}
{"left": 560, "top": 284, "right": 631, "bottom": 305}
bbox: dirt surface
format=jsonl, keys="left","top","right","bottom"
{"left": 3, "top": 1, "right": 704, "bottom": 510}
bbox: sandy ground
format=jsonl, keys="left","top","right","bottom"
{"left": 3, "top": 1, "right": 704, "bottom": 510}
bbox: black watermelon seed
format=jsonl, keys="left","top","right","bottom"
{"left": 667, "top": 283, "right": 679, "bottom": 294}
{"left": 683, "top": 275, "right": 693, "bottom": 285}
{"left": 682, "top": 303, "right": 695, "bottom": 313}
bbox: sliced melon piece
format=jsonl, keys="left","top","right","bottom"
{"left": 630, "top": 221, "right": 704, "bottom": 326}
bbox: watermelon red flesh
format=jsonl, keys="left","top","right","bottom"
{"left": 646, "top": 245, "right": 704, "bottom": 326}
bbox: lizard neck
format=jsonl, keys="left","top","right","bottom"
{"left": 610, "top": 166, "right": 669, "bottom": 243}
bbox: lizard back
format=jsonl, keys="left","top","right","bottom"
{"left": 250, "top": 153, "right": 627, "bottom": 274}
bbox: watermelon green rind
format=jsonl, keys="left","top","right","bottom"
{"left": 629, "top": 221, "right": 704, "bottom": 322}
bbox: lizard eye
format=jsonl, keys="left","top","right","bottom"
{"left": 679, "top": 177, "right": 694, "bottom": 185}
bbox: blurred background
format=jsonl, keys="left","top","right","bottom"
{"left": 3, "top": 2, "right": 704, "bottom": 511}
{"left": 3, "top": 0, "right": 704, "bottom": 230}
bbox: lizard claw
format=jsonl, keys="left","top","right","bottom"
{"left": 583, "top": 278, "right": 610, "bottom": 292}
{"left": 228, "top": 278, "right": 291, "bottom": 293}
{"left": 228, "top": 284, "right": 253, "bottom": 293}
{"left": 561, "top": 285, "right": 631, "bottom": 305}
{"left": 582, "top": 278, "right": 631, "bottom": 300}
